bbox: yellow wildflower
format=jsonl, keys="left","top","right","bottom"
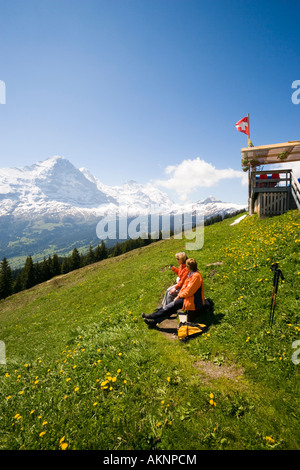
{"left": 265, "top": 436, "right": 275, "bottom": 444}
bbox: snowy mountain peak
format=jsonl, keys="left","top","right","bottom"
{"left": 125, "top": 179, "right": 139, "bottom": 186}
{"left": 198, "top": 195, "right": 222, "bottom": 204}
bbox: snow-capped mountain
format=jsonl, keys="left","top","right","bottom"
{"left": 79, "top": 167, "right": 175, "bottom": 216}
{"left": 0, "top": 156, "right": 177, "bottom": 220}
{"left": 0, "top": 156, "right": 247, "bottom": 267}
{"left": 197, "top": 195, "right": 246, "bottom": 218}
{"left": 0, "top": 156, "right": 246, "bottom": 220}
{"left": 0, "top": 156, "right": 114, "bottom": 219}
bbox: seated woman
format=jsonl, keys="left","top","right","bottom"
{"left": 161, "top": 252, "right": 188, "bottom": 307}
{"left": 142, "top": 258, "right": 205, "bottom": 327}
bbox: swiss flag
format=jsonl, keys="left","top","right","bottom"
{"left": 235, "top": 116, "right": 249, "bottom": 135}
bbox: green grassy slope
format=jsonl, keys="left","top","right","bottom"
{"left": 0, "top": 210, "right": 299, "bottom": 450}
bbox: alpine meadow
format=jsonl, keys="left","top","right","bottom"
{"left": 0, "top": 210, "right": 299, "bottom": 451}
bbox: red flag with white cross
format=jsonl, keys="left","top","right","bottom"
{"left": 235, "top": 116, "right": 249, "bottom": 135}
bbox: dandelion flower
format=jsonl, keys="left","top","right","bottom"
{"left": 39, "top": 431, "right": 46, "bottom": 437}
{"left": 265, "top": 436, "right": 275, "bottom": 444}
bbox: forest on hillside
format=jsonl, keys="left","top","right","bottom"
{"left": 0, "top": 210, "right": 244, "bottom": 300}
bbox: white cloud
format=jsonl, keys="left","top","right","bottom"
{"left": 154, "top": 157, "right": 248, "bottom": 201}
{"left": 267, "top": 161, "right": 300, "bottom": 179}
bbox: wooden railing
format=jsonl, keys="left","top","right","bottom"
{"left": 249, "top": 169, "right": 300, "bottom": 217}
{"left": 251, "top": 169, "right": 291, "bottom": 192}
{"left": 291, "top": 171, "right": 300, "bottom": 211}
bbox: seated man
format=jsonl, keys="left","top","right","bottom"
{"left": 142, "top": 258, "right": 205, "bottom": 327}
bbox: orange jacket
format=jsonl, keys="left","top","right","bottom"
{"left": 178, "top": 271, "right": 205, "bottom": 311}
{"left": 171, "top": 264, "right": 189, "bottom": 290}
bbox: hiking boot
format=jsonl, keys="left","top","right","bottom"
{"left": 142, "top": 315, "right": 157, "bottom": 328}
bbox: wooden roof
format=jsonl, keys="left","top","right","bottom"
{"left": 241, "top": 141, "right": 300, "bottom": 169}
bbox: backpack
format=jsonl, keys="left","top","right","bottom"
{"left": 177, "top": 322, "right": 206, "bottom": 342}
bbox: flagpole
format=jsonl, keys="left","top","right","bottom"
{"left": 247, "top": 113, "right": 251, "bottom": 214}
{"left": 247, "top": 113, "right": 250, "bottom": 147}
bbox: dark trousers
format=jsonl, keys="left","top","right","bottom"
{"left": 148, "top": 298, "right": 184, "bottom": 321}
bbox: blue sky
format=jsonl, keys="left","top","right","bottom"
{"left": 0, "top": 0, "right": 299, "bottom": 204}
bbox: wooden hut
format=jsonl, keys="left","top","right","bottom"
{"left": 241, "top": 141, "right": 300, "bottom": 218}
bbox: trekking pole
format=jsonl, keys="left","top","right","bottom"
{"left": 269, "top": 263, "right": 284, "bottom": 327}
